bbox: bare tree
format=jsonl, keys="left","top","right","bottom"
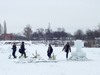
{"left": 74, "top": 29, "right": 84, "bottom": 40}
{"left": 23, "top": 24, "right": 33, "bottom": 40}
{"left": 97, "top": 23, "right": 100, "bottom": 32}
{"left": 36, "top": 28, "right": 44, "bottom": 40}
{"left": 45, "top": 26, "right": 53, "bottom": 40}
{"left": 85, "top": 29, "right": 95, "bottom": 40}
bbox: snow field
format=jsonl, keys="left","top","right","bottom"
{"left": 0, "top": 42, "right": 100, "bottom": 75}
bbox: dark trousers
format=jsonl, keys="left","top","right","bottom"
{"left": 12, "top": 50, "right": 16, "bottom": 58}
{"left": 47, "top": 53, "right": 51, "bottom": 58}
{"left": 21, "top": 52, "right": 26, "bottom": 58}
{"left": 66, "top": 52, "right": 69, "bottom": 58}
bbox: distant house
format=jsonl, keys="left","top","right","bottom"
{"left": 94, "top": 38, "right": 100, "bottom": 47}
{"left": 0, "top": 34, "right": 14, "bottom": 40}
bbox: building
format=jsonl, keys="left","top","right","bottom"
{"left": 0, "top": 34, "right": 14, "bottom": 40}
{"left": 0, "top": 20, "right": 14, "bottom": 40}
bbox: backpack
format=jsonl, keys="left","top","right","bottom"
{"left": 19, "top": 49, "right": 23, "bottom": 53}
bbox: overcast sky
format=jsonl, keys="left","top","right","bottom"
{"left": 0, "top": 0, "right": 100, "bottom": 34}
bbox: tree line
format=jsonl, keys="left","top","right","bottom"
{"left": 74, "top": 24, "right": 100, "bottom": 40}
{"left": 1, "top": 24, "right": 100, "bottom": 42}
{"left": 13, "top": 25, "right": 72, "bottom": 41}
{"left": 11, "top": 24, "right": 100, "bottom": 41}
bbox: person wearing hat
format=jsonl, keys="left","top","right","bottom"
{"left": 62, "top": 42, "right": 71, "bottom": 59}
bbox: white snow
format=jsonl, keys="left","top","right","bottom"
{"left": 70, "top": 40, "right": 87, "bottom": 61}
{"left": 0, "top": 41, "right": 100, "bottom": 75}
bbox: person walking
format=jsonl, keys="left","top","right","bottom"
{"left": 47, "top": 44, "right": 53, "bottom": 59}
{"left": 12, "top": 43, "right": 17, "bottom": 58}
{"left": 62, "top": 42, "right": 71, "bottom": 59}
{"left": 19, "top": 42, "right": 27, "bottom": 58}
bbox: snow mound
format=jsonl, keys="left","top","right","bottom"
{"left": 35, "top": 60, "right": 58, "bottom": 63}
{"left": 14, "top": 58, "right": 34, "bottom": 63}
{"left": 14, "top": 58, "right": 58, "bottom": 63}
{"left": 70, "top": 40, "right": 88, "bottom": 61}
{"left": 69, "top": 52, "right": 88, "bottom": 61}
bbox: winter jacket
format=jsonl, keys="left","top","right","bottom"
{"left": 47, "top": 46, "right": 53, "bottom": 54}
{"left": 63, "top": 44, "right": 71, "bottom": 53}
{"left": 12, "top": 44, "right": 16, "bottom": 51}
{"left": 19, "top": 43, "right": 25, "bottom": 53}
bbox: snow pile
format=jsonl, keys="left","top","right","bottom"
{"left": 69, "top": 52, "right": 88, "bottom": 61}
{"left": 70, "top": 40, "right": 88, "bottom": 61}
{"left": 14, "top": 58, "right": 34, "bottom": 63}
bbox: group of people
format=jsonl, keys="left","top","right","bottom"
{"left": 12, "top": 42, "right": 71, "bottom": 59}
{"left": 47, "top": 42, "right": 71, "bottom": 59}
{"left": 12, "top": 42, "right": 26, "bottom": 58}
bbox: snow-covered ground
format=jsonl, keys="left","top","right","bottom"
{"left": 0, "top": 42, "right": 100, "bottom": 75}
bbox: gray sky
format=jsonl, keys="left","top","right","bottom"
{"left": 0, "top": 0, "right": 100, "bottom": 34}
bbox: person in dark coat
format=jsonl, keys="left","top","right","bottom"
{"left": 62, "top": 42, "right": 71, "bottom": 59}
{"left": 19, "top": 42, "right": 26, "bottom": 58}
{"left": 12, "top": 43, "right": 17, "bottom": 58}
{"left": 47, "top": 44, "right": 53, "bottom": 59}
